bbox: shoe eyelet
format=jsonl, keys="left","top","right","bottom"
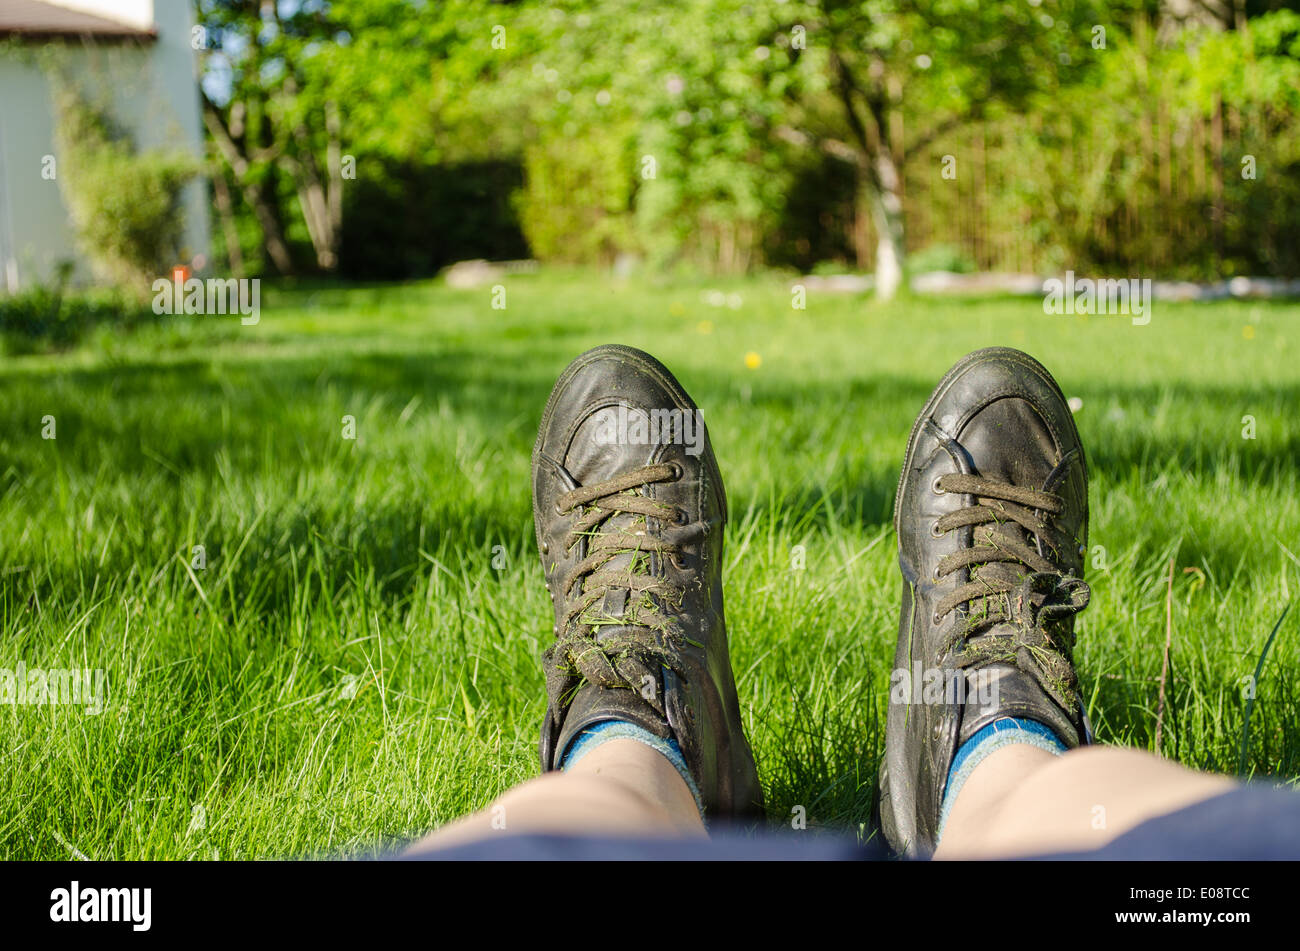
{"left": 932, "top": 476, "right": 945, "bottom": 495}
{"left": 554, "top": 501, "right": 565, "bottom": 515}
{"left": 675, "top": 508, "right": 688, "bottom": 525}
{"left": 667, "top": 460, "right": 684, "bottom": 481}
{"left": 930, "top": 521, "right": 944, "bottom": 538}
{"left": 932, "top": 612, "right": 943, "bottom": 625}
{"left": 540, "top": 540, "right": 549, "bottom": 554}
{"left": 1077, "top": 543, "right": 1086, "bottom": 559}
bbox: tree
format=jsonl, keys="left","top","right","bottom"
{"left": 483, "top": 0, "right": 798, "bottom": 271}
{"left": 765, "top": 0, "right": 1103, "bottom": 296}
{"left": 497, "top": 0, "right": 1109, "bottom": 294}
{"left": 196, "top": 0, "right": 455, "bottom": 274}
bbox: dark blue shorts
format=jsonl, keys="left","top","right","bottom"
{"left": 404, "top": 784, "right": 1300, "bottom": 860}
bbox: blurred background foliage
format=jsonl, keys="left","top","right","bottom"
{"left": 194, "top": 0, "right": 1300, "bottom": 284}
{"left": 51, "top": 79, "right": 198, "bottom": 291}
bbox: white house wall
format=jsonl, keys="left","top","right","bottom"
{"left": 0, "top": 0, "right": 209, "bottom": 291}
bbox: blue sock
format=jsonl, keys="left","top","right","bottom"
{"left": 938, "top": 717, "right": 1067, "bottom": 842}
{"left": 561, "top": 719, "right": 704, "bottom": 819}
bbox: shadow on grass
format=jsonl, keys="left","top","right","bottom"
{"left": 6, "top": 346, "right": 1296, "bottom": 619}
{"left": 753, "top": 661, "right": 883, "bottom": 838}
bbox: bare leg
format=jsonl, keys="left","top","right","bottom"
{"left": 404, "top": 739, "right": 704, "bottom": 855}
{"left": 936, "top": 744, "right": 1236, "bottom": 858}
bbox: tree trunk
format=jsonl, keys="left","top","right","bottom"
{"left": 830, "top": 49, "right": 906, "bottom": 299}
{"left": 865, "top": 149, "right": 906, "bottom": 300}
{"left": 210, "top": 169, "right": 245, "bottom": 278}
{"left": 281, "top": 88, "right": 342, "bottom": 272}
{"left": 201, "top": 98, "right": 295, "bottom": 275}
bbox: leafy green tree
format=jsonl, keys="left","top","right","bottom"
{"left": 479, "top": 0, "right": 1113, "bottom": 291}
{"left": 758, "top": 0, "right": 1107, "bottom": 295}
{"left": 197, "top": 0, "right": 460, "bottom": 274}
{"left": 482, "top": 1, "right": 797, "bottom": 271}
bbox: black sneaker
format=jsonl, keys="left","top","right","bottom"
{"left": 532, "top": 344, "right": 763, "bottom": 819}
{"left": 879, "top": 347, "right": 1092, "bottom": 856}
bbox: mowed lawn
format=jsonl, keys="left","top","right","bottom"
{"left": 1, "top": 271, "right": 1297, "bottom": 859}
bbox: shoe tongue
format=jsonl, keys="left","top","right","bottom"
{"left": 566, "top": 406, "right": 660, "bottom": 639}
{"left": 958, "top": 660, "right": 1079, "bottom": 747}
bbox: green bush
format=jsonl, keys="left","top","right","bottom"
{"left": 0, "top": 269, "right": 151, "bottom": 354}
{"left": 907, "top": 243, "right": 978, "bottom": 275}
{"left": 515, "top": 130, "right": 639, "bottom": 266}
{"left": 52, "top": 85, "right": 196, "bottom": 292}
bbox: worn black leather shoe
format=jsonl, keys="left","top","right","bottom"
{"left": 879, "top": 347, "right": 1092, "bottom": 856}
{"left": 532, "top": 344, "right": 763, "bottom": 819}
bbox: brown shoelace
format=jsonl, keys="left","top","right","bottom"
{"left": 930, "top": 472, "right": 1089, "bottom": 706}
{"left": 544, "top": 463, "right": 704, "bottom": 710}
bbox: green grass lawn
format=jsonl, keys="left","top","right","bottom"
{"left": 2, "top": 270, "right": 1297, "bottom": 858}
